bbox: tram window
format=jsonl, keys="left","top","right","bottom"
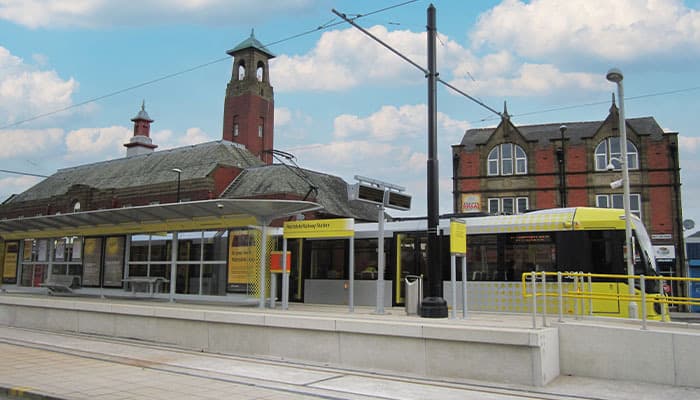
{"left": 355, "top": 239, "right": 379, "bottom": 280}
{"left": 309, "top": 240, "right": 346, "bottom": 279}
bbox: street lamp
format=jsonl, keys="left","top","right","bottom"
{"left": 172, "top": 168, "right": 182, "bottom": 203}
{"left": 606, "top": 67, "right": 638, "bottom": 319}
{"left": 557, "top": 125, "right": 567, "bottom": 208}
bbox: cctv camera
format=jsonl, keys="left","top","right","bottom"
{"left": 606, "top": 163, "right": 615, "bottom": 171}
{"left": 610, "top": 179, "right": 623, "bottom": 189}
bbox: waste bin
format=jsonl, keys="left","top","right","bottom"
{"left": 405, "top": 275, "right": 423, "bottom": 315}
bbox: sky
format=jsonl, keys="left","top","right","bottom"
{"left": 1, "top": 0, "right": 699, "bottom": 236}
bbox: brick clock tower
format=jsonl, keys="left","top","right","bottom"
{"left": 223, "top": 30, "right": 275, "bottom": 164}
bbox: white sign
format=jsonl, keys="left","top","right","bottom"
{"left": 653, "top": 245, "right": 676, "bottom": 261}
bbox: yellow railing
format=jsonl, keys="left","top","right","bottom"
{"left": 519, "top": 271, "right": 700, "bottom": 329}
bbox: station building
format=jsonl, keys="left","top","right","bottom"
{"left": 0, "top": 32, "right": 377, "bottom": 303}
{"left": 451, "top": 101, "right": 685, "bottom": 296}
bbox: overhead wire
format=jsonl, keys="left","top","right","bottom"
{"left": 0, "top": 0, "right": 420, "bottom": 131}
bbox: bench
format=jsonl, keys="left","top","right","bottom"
{"left": 41, "top": 275, "right": 81, "bottom": 296}
{"left": 122, "top": 276, "right": 169, "bottom": 296}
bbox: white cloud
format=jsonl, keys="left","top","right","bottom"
{"left": 471, "top": 0, "right": 700, "bottom": 61}
{"left": 0, "top": 0, "right": 317, "bottom": 28}
{"left": 679, "top": 135, "right": 700, "bottom": 153}
{"left": 0, "top": 128, "right": 64, "bottom": 158}
{"left": 449, "top": 62, "right": 607, "bottom": 97}
{"left": 332, "top": 104, "right": 469, "bottom": 141}
{"left": 0, "top": 175, "right": 43, "bottom": 201}
{"left": 274, "top": 107, "right": 313, "bottom": 142}
{"left": 0, "top": 46, "right": 77, "bottom": 125}
{"left": 272, "top": 26, "right": 430, "bottom": 92}
{"left": 64, "top": 126, "right": 131, "bottom": 162}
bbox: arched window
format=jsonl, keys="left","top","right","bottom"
{"left": 72, "top": 201, "right": 81, "bottom": 213}
{"left": 487, "top": 143, "right": 527, "bottom": 176}
{"left": 256, "top": 61, "right": 265, "bottom": 82}
{"left": 237, "top": 61, "right": 246, "bottom": 80}
{"left": 595, "top": 137, "right": 638, "bottom": 171}
{"left": 258, "top": 117, "right": 264, "bottom": 138}
{"left": 232, "top": 115, "right": 239, "bottom": 137}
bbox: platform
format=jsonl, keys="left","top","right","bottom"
{"left": 0, "top": 293, "right": 699, "bottom": 388}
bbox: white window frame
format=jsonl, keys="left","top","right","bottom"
{"left": 594, "top": 137, "right": 639, "bottom": 171}
{"left": 487, "top": 143, "right": 527, "bottom": 176}
{"left": 487, "top": 196, "right": 529, "bottom": 215}
{"left": 595, "top": 193, "right": 642, "bottom": 219}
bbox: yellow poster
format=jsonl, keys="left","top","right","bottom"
{"left": 228, "top": 230, "right": 254, "bottom": 288}
{"left": 3, "top": 241, "right": 19, "bottom": 281}
{"left": 106, "top": 237, "right": 120, "bottom": 256}
{"left": 450, "top": 219, "right": 467, "bottom": 255}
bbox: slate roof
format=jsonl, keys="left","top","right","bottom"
{"left": 459, "top": 116, "right": 668, "bottom": 151}
{"left": 221, "top": 164, "right": 379, "bottom": 222}
{"left": 227, "top": 30, "right": 275, "bottom": 58}
{"left": 8, "top": 141, "right": 264, "bottom": 203}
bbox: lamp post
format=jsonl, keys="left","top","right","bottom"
{"left": 172, "top": 168, "right": 182, "bottom": 203}
{"left": 557, "top": 125, "right": 567, "bottom": 208}
{"left": 606, "top": 67, "right": 638, "bottom": 319}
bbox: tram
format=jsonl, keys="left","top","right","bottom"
{"left": 297, "top": 207, "right": 665, "bottom": 318}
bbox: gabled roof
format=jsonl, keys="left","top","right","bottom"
{"left": 227, "top": 30, "right": 275, "bottom": 59}
{"left": 7, "top": 141, "right": 264, "bottom": 203}
{"left": 221, "top": 164, "right": 379, "bottom": 222}
{"left": 459, "top": 117, "right": 668, "bottom": 151}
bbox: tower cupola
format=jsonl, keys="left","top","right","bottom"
{"left": 124, "top": 101, "right": 157, "bottom": 157}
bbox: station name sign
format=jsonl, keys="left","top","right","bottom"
{"left": 283, "top": 218, "right": 355, "bottom": 239}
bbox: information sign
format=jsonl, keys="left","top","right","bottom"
{"left": 450, "top": 219, "right": 467, "bottom": 255}
{"left": 283, "top": 218, "right": 354, "bottom": 239}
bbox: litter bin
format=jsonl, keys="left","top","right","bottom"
{"left": 405, "top": 275, "right": 423, "bottom": 315}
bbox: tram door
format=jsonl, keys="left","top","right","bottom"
{"left": 395, "top": 233, "right": 428, "bottom": 305}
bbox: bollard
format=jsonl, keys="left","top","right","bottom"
{"left": 557, "top": 272, "right": 564, "bottom": 322}
{"left": 541, "top": 272, "right": 548, "bottom": 327}
{"left": 531, "top": 272, "right": 537, "bottom": 329}
{"left": 640, "top": 275, "right": 647, "bottom": 330}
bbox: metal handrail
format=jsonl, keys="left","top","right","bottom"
{"left": 521, "top": 271, "right": 700, "bottom": 330}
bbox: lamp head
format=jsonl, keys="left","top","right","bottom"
{"left": 559, "top": 124, "right": 567, "bottom": 134}
{"left": 606, "top": 68, "right": 623, "bottom": 83}
{"left": 172, "top": 168, "right": 182, "bottom": 174}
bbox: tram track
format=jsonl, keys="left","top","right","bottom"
{"left": 0, "top": 326, "right": 609, "bottom": 400}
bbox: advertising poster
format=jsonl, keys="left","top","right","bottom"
{"left": 103, "top": 237, "right": 124, "bottom": 287}
{"left": 460, "top": 194, "right": 482, "bottom": 213}
{"left": 82, "top": 238, "right": 102, "bottom": 287}
{"left": 2, "top": 241, "right": 19, "bottom": 283}
{"left": 227, "top": 230, "right": 254, "bottom": 293}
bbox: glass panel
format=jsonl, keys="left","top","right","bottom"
{"left": 596, "top": 195, "right": 609, "bottom": 208}
{"left": 501, "top": 144, "right": 513, "bottom": 175}
{"left": 487, "top": 148, "right": 499, "bottom": 175}
{"left": 149, "top": 234, "right": 172, "bottom": 262}
{"left": 309, "top": 239, "right": 345, "bottom": 279}
{"left": 516, "top": 197, "right": 528, "bottom": 213}
{"left": 355, "top": 238, "right": 378, "bottom": 280}
{"left": 515, "top": 158, "right": 526, "bottom": 174}
{"left": 488, "top": 198, "right": 500, "bottom": 214}
{"left": 612, "top": 194, "right": 623, "bottom": 209}
{"left": 502, "top": 198, "right": 514, "bottom": 215}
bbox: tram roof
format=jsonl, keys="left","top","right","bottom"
{"left": 354, "top": 207, "right": 638, "bottom": 237}
{"left": 0, "top": 199, "right": 322, "bottom": 240}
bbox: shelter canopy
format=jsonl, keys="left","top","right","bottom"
{"left": 0, "top": 199, "right": 322, "bottom": 239}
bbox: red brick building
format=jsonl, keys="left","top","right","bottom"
{"left": 451, "top": 100, "right": 684, "bottom": 289}
{"left": 0, "top": 32, "right": 376, "bottom": 223}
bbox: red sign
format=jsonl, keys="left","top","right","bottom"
{"left": 269, "top": 251, "right": 291, "bottom": 273}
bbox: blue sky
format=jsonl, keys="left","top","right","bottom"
{"left": 1, "top": 0, "right": 699, "bottom": 235}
